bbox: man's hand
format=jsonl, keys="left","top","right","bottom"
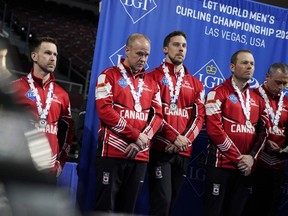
{"left": 135, "top": 133, "right": 149, "bottom": 150}
{"left": 174, "top": 135, "right": 190, "bottom": 152}
{"left": 56, "top": 161, "right": 63, "bottom": 177}
{"left": 165, "top": 144, "right": 180, "bottom": 154}
{"left": 237, "top": 155, "right": 254, "bottom": 176}
{"left": 125, "top": 143, "right": 140, "bottom": 159}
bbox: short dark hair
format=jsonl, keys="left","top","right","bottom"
{"left": 29, "top": 36, "right": 58, "bottom": 53}
{"left": 163, "top": 31, "right": 187, "bottom": 48}
{"left": 267, "top": 62, "right": 288, "bottom": 76}
{"left": 230, "top": 49, "right": 252, "bottom": 64}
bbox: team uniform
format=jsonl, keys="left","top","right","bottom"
{"left": 95, "top": 59, "right": 162, "bottom": 213}
{"left": 251, "top": 85, "right": 288, "bottom": 216}
{"left": 203, "top": 76, "right": 268, "bottom": 216}
{"left": 148, "top": 62, "right": 205, "bottom": 216}
{"left": 11, "top": 70, "right": 74, "bottom": 173}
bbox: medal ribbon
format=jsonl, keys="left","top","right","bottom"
{"left": 162, "top": 63, "right": 185, "bottom": 105}
{"left": 231, "top": 78, "right": 251, "bottom": 123}
{"left": 259, "top": 85, "right": 284, "bottom": 127}
{"left": 27, "top": 73, "right": 54, "bottom": 120}
{"left": 118, "top": 63, "right": 144, "bottom": 106}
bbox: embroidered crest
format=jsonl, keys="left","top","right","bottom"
{"left": 118, "top": 78, "right": 128, "bottom": 88}
{"left": 155, "top": 166, "right": 163, "bottom": 179}
{"left": 212, "top": 183, "right": 220, "bottom": 196}
{"left": 103, "top": 172, "right": 110, "bottom": 185}
{"left": 161, "top": 77, "right": 169, "bottom": 86}
{"left": 25, "top": 89, "right": 36, "bottom": 101}
{"left": 228, "top": 94, "right": 238, "bottom": 104}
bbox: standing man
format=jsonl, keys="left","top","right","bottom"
{"left": 94, "top": 33, "right": 162, "bottom": 214}
{"left": 251, "top": 63, "right": 288, "bottom": 216}
{"left": 202, "top": 50, "right": 268, "bottom": 216}
{"left": 148, "top": 30, "right": 205, "bottom": 216}
{"left": 11, "top": 36, "right": 74, "bottom": 177}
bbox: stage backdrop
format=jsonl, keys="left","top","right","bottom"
{"left": 77, "top": 0, "right": 288, "bottom": 215}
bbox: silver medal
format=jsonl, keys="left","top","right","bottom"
{"left": 246, "top": 120, "right": 252, "bottom": 128}
{"left": 273, "top": 125, "right": 278, "bottom": 133}
{"left": 38, "top": 118, "right": 47, "bottom": 128}
{"left": 170, "top": 103, "right": 178, "bottom": 111}
{"left": 134, "top": 103, "right": 142, "bottom": 112}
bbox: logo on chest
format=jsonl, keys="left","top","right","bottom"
{"left": 118, "top": 78, "right": 128, "bottom": 88}
{"left": 25, "top": 90, "right": 36, "bottom": 101}
{"left": 161, "top": 77, "right": 169, "bottom": 86}
{"left": 228, "top": 94, "right": 238, "bottom": 104}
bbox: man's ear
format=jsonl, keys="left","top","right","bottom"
{"left": 230, "top": 63, "right": 235, "bottom": 73}
{"left": 163, "top": 47, "right": 168, "bottom": 55}
{"left": 125, "top": 45, "right": 129, "bottom": 51}
{"left": 31, "top": 52, "right": 37, "bottom": 61}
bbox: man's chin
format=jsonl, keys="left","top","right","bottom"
{"left": 172, "top": 61, "right": 182, "bottom": 66}
{"left": 172, "top": 58, "right": 184, "bottom": 65}
{"left": 136, "top": 67, "right": 144, "bottom": 72}
{"left": 47, "top": 69, "right": 54, "bottom": 73}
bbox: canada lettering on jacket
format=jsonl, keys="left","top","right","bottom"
{"left": 36, "top": 124, "right": 58, "bottom": 135}
{"left": 231, "top": 124, "right": 255, "bottom": 133}
{"left": 164, "top": 107, "right": 189, "bottom": 119}
{"left": 268, "top": 127, "right": 285, "bottom": 136}
{"left": 120, "top": 110, "right": 148, "bottom": 121}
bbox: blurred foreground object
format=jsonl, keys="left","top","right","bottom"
{"left": 0, "top": 54, "right": 81, "bottom": 216}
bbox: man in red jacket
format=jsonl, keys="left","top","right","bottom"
{"left": 148, "top": 30, "right": 205, "bottom": 216}
{"left": 94, "top": 33, "right": 162, "bottom": 214}
{"left": 202, "top": 50, "right": 268, "bottom": 216}
{"left": 11, "top": 36, "right": 74, "bottom": 178}
{"left": 251, "top": 62, "right": 288, "bottom": 216}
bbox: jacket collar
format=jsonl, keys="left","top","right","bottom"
{"left": 29, "top": 68, "right": 55, "bottom": 87}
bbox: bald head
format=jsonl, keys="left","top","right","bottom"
{"left": 126, "top": 33, "right": 151, "bottom": 48}
{"left": 124, "top": 33, "right": 151, "bottom": 74}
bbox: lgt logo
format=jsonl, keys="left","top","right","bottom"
{"left": 25, "top": 90, "right": 36, "bottom": 101}
{"left": 120, "top": 0, "right": 157, "bottom": 24}
{"left": 194, "top": 59, "right": 225, "bottom": 93}
{"left": 186, "top": 151, "right": 207, "bottom": 197}
{"left": 109, "top": 44, "right": 149, "bottom": 70}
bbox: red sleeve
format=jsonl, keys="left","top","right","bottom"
{"left": 205, "top": 89, "right": 242, "bottom": 165}
{"left": 183, "top": 83, "right": 205, "bottom": 142}
{"left": 142, "top": 82, "right": 163, "bottom": 139}
{"left": 162, "top": 121, "right": 180, "bottom": 143}
{"left": 58, "top": 95, "right": 75, "bottom": 168}
{"left": 95, "top": 70, "right": 140, "bottom": 141}
{"left": 249, "top": 95, "right": 268, "bottom": 160}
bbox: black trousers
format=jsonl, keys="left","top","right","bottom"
{"left": 148, "top": 150, "right": 189, "bottom": 216}
{"left": 250, "top": 167, "right": 286, "bottom": 216}
{"left": 202, "top": 166, "right": 252, "bottom": 216}
{"left": 94, "top": 157, "right": 147, "bottom": 214}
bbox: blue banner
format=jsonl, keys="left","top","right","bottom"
{"left": 78, "top": 0, "right": 288, "bottom": 215}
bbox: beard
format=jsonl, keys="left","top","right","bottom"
{"left": 37, "top": 62, "right": 55, "bottom": 74}
{"left": 167, "top": 54, "right": 184, "bottom": 66}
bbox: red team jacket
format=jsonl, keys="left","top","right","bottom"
{"left": 205, "top": 77, "right": 268, "bottom": 169}
{"left": 12, "top": 70, "right": 74, "bottom": 172}
{"left": 95, "top": 60, "right": 163, "bottom": 162}
{"left": 254, "top": 85, "right": 288, "bottom": 170}
{"left": 148, "top": 62, "right": 205, "bottom": 157}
